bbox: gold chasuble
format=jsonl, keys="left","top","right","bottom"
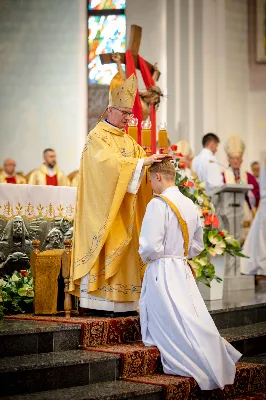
{"left": 69, "top": 122, "right": 151, "bottom": 302}
{"left": 69, "top": 73, "right": 152, "bottom": 303}
{"left": 28, "top": 165, "right": 70, "bottom": 186}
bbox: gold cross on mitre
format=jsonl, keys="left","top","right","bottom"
{"left": 100, "top": 24, "right": 161, "bottom": 80}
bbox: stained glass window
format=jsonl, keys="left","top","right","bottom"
{"left": 88, "top": 1, "right": 126, "bottom": 84}
{"left": 89, "top": 0, "right": 126, "bottom": 10}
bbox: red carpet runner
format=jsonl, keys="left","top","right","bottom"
{"left": 5, "top": 314, "right": 266, "bottom": 399}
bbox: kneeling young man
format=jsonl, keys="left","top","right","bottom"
{"left": 139, "top": 159, "right": 241, "bottom": 391}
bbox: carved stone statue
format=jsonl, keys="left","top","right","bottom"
{"left": 0, "top": 216, "right": 33, "bottom": 274}
{"left": 64, "top": 226, "right": 73, "bottom": 241}
{"left": 59, "top": 218, "right": 71, "bottom": 237}
{"left": 111, "top": 52, "right": 163, "bottom": 121}
{"left": 45, "top": 228, "right": 64, "bottom": 250}
{"left": 52, "top": 217, "right": 73, "bottom": 240}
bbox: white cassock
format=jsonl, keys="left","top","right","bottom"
{"left": 192, "top": 148, "right": 223, "bottom": 195}
{"left": 139, "top": 186, "right": 241, "bottom": 390}
{"left": 241, "top": 160, "right": 266, "bottom": 275}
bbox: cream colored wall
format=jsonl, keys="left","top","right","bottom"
{"left": 0, "top": 0, "right": 87, "bottom": 175}
{"left": 247, "top": 0, "right": 266, "bottom": 168}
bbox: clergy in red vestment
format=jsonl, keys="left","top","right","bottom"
{"left": 223, "top": 136, "right": 260, "bottom": 239}
{"left": 28, "top": 149, "right": 70, "bottom": 186}
{"left": 251, "top": 161, "right": 260, "bottom": 185}
{"left": 0, "top": 159, "right": 26, "bottom": 184}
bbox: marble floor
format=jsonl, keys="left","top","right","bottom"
{"left": 206, "top": 280, "right": 266, "bottom": 312}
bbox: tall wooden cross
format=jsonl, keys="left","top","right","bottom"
{"left": 100, "top": 25, "right": 161, "bottom": 80}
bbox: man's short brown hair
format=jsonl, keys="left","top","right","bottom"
{"left": 149, "top": 159, "right": 176, "bottom": 179}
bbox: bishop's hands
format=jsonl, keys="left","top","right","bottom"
{"left": 143, "top": 154, "right": 171, "bottom": 166}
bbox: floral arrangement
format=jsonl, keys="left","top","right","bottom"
{"left": 0, "top": 268, "right": 34, "bottom": 318}
{"left": 170, "top": 144, "right": 247, "bottom": 287}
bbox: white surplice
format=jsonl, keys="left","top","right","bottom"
{"left": 139, "top": 186, "right": 241, "bottom": 390}
{"left": 192, "top": 148, "right": 223, "bottom": 195}
{"left": 241, "top": 160, "right": 266, "bottom": 275}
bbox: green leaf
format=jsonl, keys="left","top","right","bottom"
{"left": 18, "top": 287, "right": 34, "bottom": 297}
{"left": 197, "top": 275, "right": 211, "bottom": 287}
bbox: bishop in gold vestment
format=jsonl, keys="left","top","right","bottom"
{"left": 69, "top": 73, "right": 159, "bottom": 313}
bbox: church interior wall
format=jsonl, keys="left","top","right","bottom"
{"left": 0, "top": 0, "right": 87, "bottom": 175}
{"left": 224, "top": 0, "right": 249, "bottom": 169}
{"left": 247, "top": 0, "right": 266, "bottom": 166}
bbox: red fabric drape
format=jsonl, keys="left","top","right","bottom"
{"left": 46, "top": 175, "right": 58, "bottom": 186}
{"left": 138, "top": 56, "right": 156, "bottom": 155}
{"left": 125, "top": 50, "right": 143, "bottom": 144}
{"left": 5, "top": 177, "right": 16, "bottom": 184}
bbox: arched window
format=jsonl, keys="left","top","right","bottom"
{"left": 88, "top": 0, "right": 126, "bottom": 84}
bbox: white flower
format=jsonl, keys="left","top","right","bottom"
{"left": 11, "top": 273, "right": 19, "bottom": 282}
{"left": 225, "top": 236, "right": 239, "bottom": 247}
{"left": 208, "top": 241, "right": 226, "bottom": 256}
{"left": 0, "top": 278, "right": 5, "bottom": 287}
{"left": 213, "top": 241, "right": 226, "bottom": 255}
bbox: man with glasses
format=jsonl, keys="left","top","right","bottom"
{"left": 70, "top": 71, "right": 166, "bottom": 316}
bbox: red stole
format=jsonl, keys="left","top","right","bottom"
{"left": 46, "top": 175, "right": 58, "bottom": 186}
{"left": 5, "top": 176, "right": 16, "bottom": 184}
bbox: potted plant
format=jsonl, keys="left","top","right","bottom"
{"left": 0, "top": 268, "right": 34, "bottom": 318}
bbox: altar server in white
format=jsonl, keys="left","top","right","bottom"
{"left": 241, "top": 153, "right": 266, "bottom": 276}
{"left": 192, "top": 133, "right": 223, "bottom": 195}
{"left": 139, "top": 159, "right": 241, "bottom": 391}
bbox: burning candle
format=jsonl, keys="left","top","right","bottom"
{"left": 141, "top": 120, "right": 152, "bottom": 156}
{"left": 127, "top": 117, "right": 138, "bottom": 142}
{"left": 158, "top": 122, "right": 168, "bottom": 154}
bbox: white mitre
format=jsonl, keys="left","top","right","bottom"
{"left": 176, "top": 140, "right": 193, "bottom": 157}
{"left": 224, "top": 136, "right": 246, "bottom": 157}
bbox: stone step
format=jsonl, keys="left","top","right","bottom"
{"left": 126, "top": 362, "right": 266, "bottom": 399}
{"left": 0, "top": 319, "right": 266, "bottom": 364}
{"left": 220, "top": 321, "right": 266, "bottom": 356}
{"left": 242, "top": 353, "right": 266, "bottom": 365}
{"left": 233, "top": 393, "right": 266, "bottom": 399}
{"left": 209, "top": 303, "right": 266, "bottom": 330}
{"left": 0, "top": 319, "right": 82, "bottom": 357}
{"left": 85, "top": 343, "right": 160, "bottom": 379}
{"left": 4, "top": 314, "right": 141, "bottom": 347}
{"left": 4, "top": 302, "right": 266, "bottom": 348}
{"left": 0, "top": 350, "right": 120, "bottom": 397}
{"left": 2, "top": 381, "right": 163, "bottom": 400}
{"left": 83, "top": 322, "right": 266, "bottom": 379}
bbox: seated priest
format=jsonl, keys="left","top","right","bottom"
{"left": 28, "top": 149, "right": 70, "bottom": 186}
{"left": 0, "top": 159, "right": 26, "bottom": 184}
{"left": 251, "top": 161, "right": 260, "bottom": 185}
{"left": 223, "top": 136, "right": 260, "bottom": 239}
{"left": 69, "top": 71, "right": 166, "bottom": 316}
